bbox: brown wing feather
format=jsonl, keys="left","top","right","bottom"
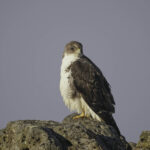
{"left": 70, "top": 55, "right": 115, "bottom": 114}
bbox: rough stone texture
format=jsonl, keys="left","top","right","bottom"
{"left": 0, "top": 120, "right": 71, "bottom": 150}
{"left": 0, "top": 113, "right": 131, "bottom": 150}
{"left": 135, "top": 131, "right": 150, "bottom": 150}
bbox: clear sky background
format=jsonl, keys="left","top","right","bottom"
{"left": 0, "top": 0, "right": 150, "bottom": 142}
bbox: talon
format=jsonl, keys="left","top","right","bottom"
{"left": 73, "top": 112, "right": 85, "bottom": 119}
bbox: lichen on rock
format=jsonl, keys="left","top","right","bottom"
{"left": 0, "top": 113, "right": 132, "bottom": 150}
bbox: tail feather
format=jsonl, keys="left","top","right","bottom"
{"left": 98, "top": 112, "right": 120, "bottom": 136}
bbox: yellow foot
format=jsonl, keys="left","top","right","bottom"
{"left": 73, "top": 112, "right": 85, "bottom": 119}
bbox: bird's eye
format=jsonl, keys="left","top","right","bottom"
{"left": 70, "top": 47, "right": 74, "bottom": 50}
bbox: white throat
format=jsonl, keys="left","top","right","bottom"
{"left": 61, "top": 54, "right": 79, "bottom": 74}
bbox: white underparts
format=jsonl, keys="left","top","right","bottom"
{"left": 60, "top": 54, "right": 101, "bottom": 121}
{"left": 80, "top": 97, "right": 101, "bottom": 121}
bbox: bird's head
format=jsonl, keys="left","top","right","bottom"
{"left": 63, "top": 41, "right": 83, "bottom": 57}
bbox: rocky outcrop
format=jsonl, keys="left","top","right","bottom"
{"left": 128, "top": 131, "right": 150, "bottom": 150}
{"left": 134, "top": 131, "right": 150, "bottom": 150}
{"left": 0, "top": 113, "right": 131, "bottom": 150}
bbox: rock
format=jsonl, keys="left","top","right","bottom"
{"left": 128, "top": 142, "right": 136, "bottom": 150}
{"left": 0, "top": 120, "right": 71, "bottom": 150}
{"left": 0, "top": 113, "right": 131, "bottom": 150}
{"left": 135, "top": 131, "right": 150, "bottom": 150}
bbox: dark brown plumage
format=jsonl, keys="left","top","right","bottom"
{"left": 69, "top": 55, "right": 115, "bottom": 114}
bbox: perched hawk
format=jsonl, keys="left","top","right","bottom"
{"left": 60, "top": 41, "right": 120, "bottom": 135}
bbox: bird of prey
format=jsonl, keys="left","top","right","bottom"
{"left": 60, "top": 41, "right": 120, "bottom": 135}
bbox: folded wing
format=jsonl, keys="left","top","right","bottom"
{"left": 70, "top": 55, "right": 115, "bottom": 115}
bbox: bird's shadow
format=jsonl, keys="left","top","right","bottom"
{"left": 41, "top": 127, "right": 72, "bottom": 150}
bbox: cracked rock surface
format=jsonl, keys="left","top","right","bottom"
{"left": 0, "top": 113, "right": 132, "bottom": 150}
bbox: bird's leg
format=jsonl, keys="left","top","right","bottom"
{"left": 73, "top": 111, "right": 85, "bottom": 119}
